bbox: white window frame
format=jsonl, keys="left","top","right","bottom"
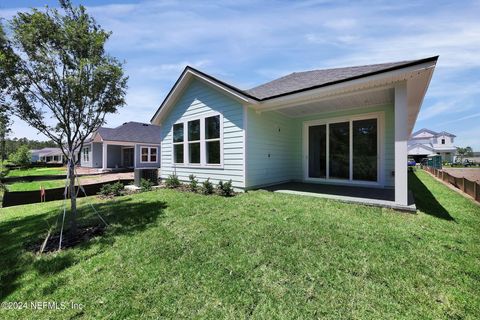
{"left": 302, "top": 111, "right": 385, "bottom": 186}
{"left": 83, "top": 147, "right": 90, "bottom": 162}
{"left": 140, "top": 146, "right": 158, "bottom": 163}
{"left": 172, "top": 112, "right": 224, "bottom": 168}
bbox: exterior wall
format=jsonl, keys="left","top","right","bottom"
{"left": 135, "top": 144, "right": 161, "bottom": 168}
{"left": 106, "top": 145, "right": 122, "bottom": 168}
{"left": 160, "top": 79, "right": 245, "bottom": 188}
{"left": 91, "top": 142, "right": 103, "bottom": 168}
{"left": 80, "top": 144, "right": 92, "bottom": 167}
{"left": 245, "top": 107, "right": 302, "bottom": 188}
{"left": 245, "top": 104, "right": 394, "bottom": 188}
{"left": 432, "top": 135, "right": 454, "bottom": 148}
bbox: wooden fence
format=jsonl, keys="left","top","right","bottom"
{"left": 2, "top": 179, "right": 133, "bottom": 208}
{"left": 422, "top": 166, "right": 480, "bottom": 203}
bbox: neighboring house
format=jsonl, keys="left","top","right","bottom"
{"left": 408, "top": 128, "right": 456, "bottom": 162}
{"left": 151, "top": 56, "right": 438, "bottom": 207}
{"left": 36, "top": 147, "right": 65, "bottom": 163}
{"left": 30, "top": 149, "right": 41, "bottom": 162}
{"left": 80, "top": 122, "right": 161, "bottom": 171}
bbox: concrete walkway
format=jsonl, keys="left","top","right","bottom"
{"left": 263, "top": 182, "right": 416, "bottom": 212}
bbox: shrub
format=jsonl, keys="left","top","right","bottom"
{"left": 165, "top": 174, "right": 180, "bottom": 189}
{"left": 98, "top": 181, "right": 124, "bottom": 197}
{"left": 217, "top": 179, "right": 234, "bottom": 197}
{"left": 140, "top": 178, "right": 154, "bottom": 192}
{"left": 201, "top": 178, "right": 214, "bottom": 195}
{"left": 8, "top": 145, "right": 31, "bottom": 168}
{"left": 188, "top": 174, "right": 198, "bottom": 192}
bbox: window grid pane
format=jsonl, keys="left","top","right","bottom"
{"left": 189, "top": 142, "right": 200, "bottom": 164}
{"left": 206, "top": 115, "right": 220, "bottom": 140}
{"left": 174, "top": 144, "right": 183, "bottom": 163}
{"left": 353, "top": 119, "right": 377, "bottom": 181}
{"left": 173, "top": 123, "right": 184, "bottom": 143}
{"left": 329, "top": 122, "right": 350, "bottom": 180}
{"left": 188, "top": 120, "right": 200, "bottom": 141}
{"left": 206, "top": 140, "right": 220, "bottom": 164}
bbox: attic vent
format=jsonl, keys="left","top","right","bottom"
{"left": 123, "top": 122, "right": 128, "bottom": 125}
{"left": 142, "top": 124, "right": 149, "bottom": 126}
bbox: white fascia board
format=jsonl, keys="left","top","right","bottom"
{"left": 151, "top": 69, "right": 257, "bottom": 125}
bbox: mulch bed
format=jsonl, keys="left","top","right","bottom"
{"left": 27, "top": 225, "right": 106, "bottom": 254}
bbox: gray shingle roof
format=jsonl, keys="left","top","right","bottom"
{"left": 96, "top": 122, "right": 161, "bottom": 144}
{"left": 245, "top": 60, "right": 421, "bottom": 100}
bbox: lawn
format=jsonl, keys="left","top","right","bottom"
{"left": 5, "top": 175, "right": 102, "bottom": 192}
{"left": 0, "top": 170, "right": 479, "bottom": 319}
{"left": 6, "top": 167, "right": 66, "bottom": 178}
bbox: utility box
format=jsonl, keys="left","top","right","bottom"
{"left": 427, "top": 154, "right": 442, "bottom": 169}
{"left": 134, "top": 168, "right": 159, "bottom": 186}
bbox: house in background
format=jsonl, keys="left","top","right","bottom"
{"left": 80, "top": 122, "right": 161, "bottom": 172}
{"left": 151, "top": 56, "right": 438, "bottom": 209}
{"left": 31, "top": 147, "right": 65, "bottom": 163}
{"left": 408, "top": 128, "right": 456, "bottom": 162}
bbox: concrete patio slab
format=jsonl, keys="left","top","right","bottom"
{"left": 262, "top": 182, "right": 416, "bottom": 212}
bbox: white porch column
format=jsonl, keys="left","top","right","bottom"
{"left": 394, "top": 81, "right": 409, "bottom": 205}
{"left": 102, "top": 143, "right": 108, "bottom": 171}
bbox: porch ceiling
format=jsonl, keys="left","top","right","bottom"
{"left": 275, "top": 87, "right": 394, "bottom": 118}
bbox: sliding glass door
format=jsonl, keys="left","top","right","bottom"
{"left": 306, "top": 116, "right": 379, "bottom": 183}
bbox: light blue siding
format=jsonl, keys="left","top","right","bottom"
{"left": 135, "top": 144, "right": 161, "bottom": 168}
{"left": 245, "top": 107, "right": 302, "bottom": 188}
{"left": 107, "top": 145, "right": 122, "bottom": 168}
{"left": 245, "top": 104, "right": 394, "bottom": 188}
{"left": 80, "top": 142, "right": 102, "bottom": 168}
{"left": 160, "top": 79, "right": 245, "bottom": 188}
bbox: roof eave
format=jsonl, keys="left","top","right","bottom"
{"left": 150, "top": 66, "right": 258, "bottom": 125}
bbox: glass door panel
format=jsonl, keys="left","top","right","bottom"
{"left": 308, "top": 124, "right": 326, "bottom": 178}
{"left": 329, "top": 122, "right": 350, "bottom": 179}
{"left": 353, "top": 119, "right": 377, "bottom": 181}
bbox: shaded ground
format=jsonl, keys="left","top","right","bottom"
{"left": 443, "top": 168, "right": 480, "bottom": 181}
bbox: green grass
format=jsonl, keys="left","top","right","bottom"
{"left": 0, "top": 170, "right": 479, "bottom": 319}
{"left": 5, "top": 175, "right": 101, "bottom": 192}
{"left": 6, "top": 167, "right": 66, "bottom": 178}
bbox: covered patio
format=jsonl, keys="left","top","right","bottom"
{"left": 263, "top": 182, "right": 416, "bottom": 212}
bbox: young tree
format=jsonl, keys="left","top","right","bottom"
{"left": 0, "top": 0, "right": 128, "bottom": 234}
{"left": 456, "top": 146, "right": 473, "bottom": 163}
{"left": 8, "top": 144, "right": 31, "bottom": 168}
{"left": 0, "top": 108, "right": 12, "bottom": 163}
{"left": 0, "top": 26, "right": 12, "bottom": 164}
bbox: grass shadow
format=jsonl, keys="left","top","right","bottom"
{"left": 409, "top": 172, "right": 455, "bottom": 221}
{"left": 0, "top": 193, "right": 167, "bottom": 301}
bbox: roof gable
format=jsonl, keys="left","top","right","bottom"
{"left": 92, "top": 122, "right": 161, "bottom": 144}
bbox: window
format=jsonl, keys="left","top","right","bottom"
{"left": 188, "top": 120, "right": 200, "bottom": 164}
{"left": 173, "top": 123, "right": 184, "bottom": 164}
{"left": 205, "top": 115, "right": 221, "bottom": 164}
{"left": 140, "top": 147, "right": 158, "bottom": 163}
{"left": 441, "top": 138, "right": 445, "bottom": 144}
{"left": 172, "top": 114, "right": 222, "bottom": 166}
{"left": 83, "top": 147, "right": 89, "bottom": 162}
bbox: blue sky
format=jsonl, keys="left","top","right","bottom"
{"left": 1, "top": 0, "right": 479, "bottom": 149}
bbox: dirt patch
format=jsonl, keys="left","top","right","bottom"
{"left": 442, "top": 168, "right": 480, "bottom": 182}
{"left": 27, "top": 225, "right": 106, "bottom": 254}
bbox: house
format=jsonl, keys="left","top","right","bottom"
{"left": 35, "top": 147, "right": 65, "bottom": 163}
{"left": 80, "top": 122, "right": 161, "bottom": 171}
{"left": 408, "top": 128, "right": 456, "bottom": 162}
{"left": 151, "top": 56, "right": 438, "bottom": 208}
{"left": 30, "top": 149, "right": 41, "bottom": 162}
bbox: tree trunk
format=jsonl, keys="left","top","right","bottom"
{"left": 68, "top": 160, "right": 77, "bottom": 235}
